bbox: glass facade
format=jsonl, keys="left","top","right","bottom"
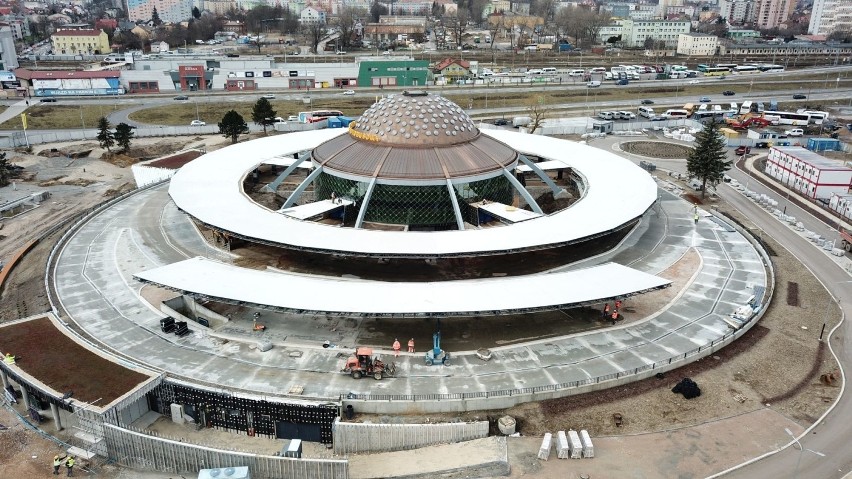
{"left": 315, "top": 172, "right": 515, "bottom": 229}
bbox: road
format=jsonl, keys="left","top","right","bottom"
{"left": 610, "top": 135, "right": 852, "bottom": 477}
{"left": 713, "top": 177, "right": 851, "bottom": 479}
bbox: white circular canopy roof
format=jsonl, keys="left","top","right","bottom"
{"left": 168, "top": 129, "right": 658, "bottom": 258}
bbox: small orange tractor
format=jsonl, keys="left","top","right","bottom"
{"left": 342, "top": 347, "right": 396, "bottom": 380}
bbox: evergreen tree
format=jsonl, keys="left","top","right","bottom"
{"left": 686, "top": 121, "right": 731, "bottom": 199}
{"left": 152, "top": 7, "right": 162, "bottom": 26}
{"left": 96, "top": 117, "right": 115, "bottom": 152}
{"left": 192, "top": 6, "right": 202, "bottom": 19}
{"left": 0, "top": 152, "right": 12, "bottom": 187}
{"left": 251, "top": 97, "right": 277, "bottom": 135}
{"left": 219, "top": 110, "right": 248, "bottom": 144}
{"left": 114, "top": 123, "right": 135, "bottom": 153}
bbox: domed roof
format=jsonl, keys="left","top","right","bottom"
{"left": 350, "top": 90, "right": 479, "bottom": 146}
{"left": 312, "top": 92, "right": 518, "bottom": 183}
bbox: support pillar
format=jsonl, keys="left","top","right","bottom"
{"left": 518, "top": 155, "right": 565, "bottom": 197}
{"left": 20, "top": 386, "right": 31, "bottom": 410}
{"left": 0, "top": 368, "right": 8, "bottom": 390}
{"left": 50, "top": 403, "right": 63, "bottom": 431}
{"left": 502, "top": 169, "right": 544, "bottom": 214}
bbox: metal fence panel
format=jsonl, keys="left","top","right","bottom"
{"left": 102, "top": 424, "right": 348, "bottom": 479}
{"left": 332, "top": 418, "right": 488, "bottom": 454}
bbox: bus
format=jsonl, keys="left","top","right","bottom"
{"left": 716, "top": 63, "right": 737, "bottom": 70}
{"left": 694, "top": 110, "right": 726, "bottom": 123}
{"left": 739, "top": 100, "right": 753, "bottom": 115}
{"left": 697, "top": 64, "right": 729, "bottom": 76}
{"left": 759, "top": 64, "right": 785, "bottom": 73}
{"left": 734, "top": 65, "right": 760, "bottom": 74}
{"left": 670, "top": 65, "right": 688, "bottom": 72}
{"left": 763, "top": 110, "right": 810, "bottom": 126}
{"left": 798, "top": 109, "right": 829, "bottom": 124}
{"left": 298, "top": 109, "right": 344, "bottom": 123}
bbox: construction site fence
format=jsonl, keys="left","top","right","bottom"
{"left": 344, "top": 211, "right": 775, "bottom": 408}
{"left": 2, "top": 125, "right": 232, "bottom": 148}
{"left": 102, "top": 424, "right": 349, "bottom": 479}
{"left": 332, "top": 418, "right": 488, "bottom": 454}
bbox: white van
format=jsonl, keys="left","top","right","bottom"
{"left": 541, "top": 67, "right": 557, "bottom": 75}
{"left": 638, "top": 106, "right": 655, "bottom": 118}
{"left": 663, "top": 109, "right": 689, "bottom": 119}
{"left": 586, "top": 81, "right": 601, "bottom": 88}
{"left": 598, "top": 111, "right": 614, "bottom": 120}
{"left": 589, "top": 67, "right": 606, "bottom": 74}
{"left": 526, "top": 68, "right": 543, "bottom": 76}
{"left": 569, "top": 69, "right": 585, "bottom": 77}
{"left": 604, "top": 72, "right": 614, "bottom": 80}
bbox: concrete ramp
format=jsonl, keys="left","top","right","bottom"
{"left": 347, "top": 436, "right": 509, "bottom": 479}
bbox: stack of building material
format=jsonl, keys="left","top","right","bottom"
{"left": 556, "top": 431, "right": 570, "bottom": 459}
{"left": 580, "top": 430, "right": 594, "bottom": 458}
{"left": 568, "top": 430, "right": 583, "bottom": 459}
{"left": 538, "top": 432, "right": 552, "bottom": 460}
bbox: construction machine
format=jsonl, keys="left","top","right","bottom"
{"left": 342, "top": 347, "right": 395, "bottom": 380}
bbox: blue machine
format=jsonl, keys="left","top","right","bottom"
{"left": 425, "top": 322, "right": 450, "bottom": 366}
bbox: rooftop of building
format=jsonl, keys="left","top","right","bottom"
{"left": 315, "top": 91, "right": 517, "bottom": 181}
{"left": 773, "top": 146, "right": 852, "bottom": 170}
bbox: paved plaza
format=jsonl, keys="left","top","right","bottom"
{"left": 52, "top": 182, "right": 767, "bottom": 404}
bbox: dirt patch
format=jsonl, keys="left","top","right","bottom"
{"left": 0, "top": 317, "right": 151, "bottom": 405}
{"left": 101, "top": 152, "right": 139, "bottom": 168}
{"left": 145, "top": 149, "right": 204, "bottom": 169}
{"left": 621, "top": 141, "right": 694, "bottom": 159}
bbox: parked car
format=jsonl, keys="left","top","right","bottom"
{"left": 262, "top": 93, "right": 275, "bottom": 99}
{"left": 586, "top": 80, "right": 601, "bottom": 88}
{"left": 650, "top": 115, "right": 667, "bottom": 121}
{"left": 792, "top": 94, "right": 807, "bottom": 99}
{"left": 735, "top": 146, "right": 751, "bottom": 155}
{"left": 641, "top": 99, "right": 654, "bottom": 105}
{"left": 699, "top": 96, "right": 711, "bottom": 102}
{"left": 785, "top": 128, "right": 804, "bottom": 137}
{"left": 620, "top": 111, "right": 636, "bottom": 120}
{"left": 190, "top": 120, "right": 206, "bottom": 126}
{"left": 40, "top": 98, "right": 58, "bottom": 103}
{"left": 174, "top": 95, "right": 189, "bottom": 101}
{"left": 722, "top": 90, "right": 736, "bottom": 96}
{"left": 341, "top": 89, "right": 355, "bottom": 95}
{"left": 494, "top": 118, "right": 509, "bottom": 126}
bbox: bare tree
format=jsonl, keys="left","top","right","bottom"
{"left": 468, "top": 0, "right": 490, "bottom": 24}
{"left": 530, "top": 0, "right": 556, "bottom": 21}
{"left": 527, "top": 96, "right": 546, "bottom": 134}
{"left": 446, "top": 9, "right": 471, "bottom": 47}
{"left": 487, "top": 14, "right": 503, "bottom": 49}
{"left": 303, "top": 22, "right": 327, "bottom": 53}
{"left": 334, "top": 6, "right": 365, "bottom": 48}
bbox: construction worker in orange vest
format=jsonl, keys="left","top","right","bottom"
{"left": 392, "top": 339, "right": 401, "bottom": 357}
{"left": 603, "top": 303, "right": 610, "bottom": 318}
{"left": 407, "top": 338, "right": 415, "bottom": 353}
{"left": 611, "top": 310, "right": 619, "bottom": 325}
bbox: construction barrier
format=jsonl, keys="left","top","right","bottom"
{"left": 332, "top": 418, "right": 488, "bottom": 454}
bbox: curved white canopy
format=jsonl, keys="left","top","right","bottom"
{"left": 168, "top": 129, "right": 658, "bottom": 257}
{"left": 135, "top": 257, "right": 670, "bottom": 316}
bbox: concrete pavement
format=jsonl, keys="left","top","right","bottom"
{"left": 51, "top": 180, "right": 767, "bottom": 411}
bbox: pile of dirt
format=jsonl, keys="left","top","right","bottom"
{"left": 37, "top": 176, "right": 98, "bottom": 187}
{"left": 102, "top": 182, "right": 133, "bottom": 197}
{"left": 672, "top": 378, "right": 702, "bottom": 399}
{"left": 101, "top": 152, "right": 138, "bottom": 168}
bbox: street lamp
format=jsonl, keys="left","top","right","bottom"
{"left": 784, "top": 428, "right": 825, "bottom": 479}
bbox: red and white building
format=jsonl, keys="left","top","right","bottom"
{"left": 765, "top": 146, "right": 852, "bottom": 200}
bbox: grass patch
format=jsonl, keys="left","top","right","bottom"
{"left": 0, "top": 104, "right": 122, "bottom": 130}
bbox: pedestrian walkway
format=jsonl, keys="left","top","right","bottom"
{"left": 0, "top": 98, "right": 32, "bottom": 126}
